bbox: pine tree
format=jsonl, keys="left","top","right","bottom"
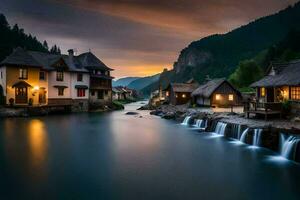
{"left": 43, "top": 40, "right": 49, "bottom": 50}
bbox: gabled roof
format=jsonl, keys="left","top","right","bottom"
{"left": 77, "top": 52, "right": 113, "bottom": 71}
{"left": 170, "top": 83, "right": 198, "bottom": 93}
{"left": 251, "top": 60, "right": 300, "bottom": 87}
{"left": 0, "top": 47, "right": 112, "bottom": 73}
{"left": 192, "top": 78, "right": 237, "bottom": 98}
{"left": 0, "top": 47, "right": 42, "bottom": 68}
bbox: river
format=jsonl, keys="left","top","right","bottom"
{"left": 0, "top": 101, "right": 300, "bottom": 199}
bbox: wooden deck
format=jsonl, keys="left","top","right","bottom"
{"left": 245, "top": 102, "right": 282, "bottom": 120}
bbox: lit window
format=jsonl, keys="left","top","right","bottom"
{"left": 166, "top": 91, "right": 169, "bottom": 97}
{"left": 261, "top": 87, "right": 265, "bottom": 97}
{"left": 175, "top": 94, "right": 178, "bottom": 98}
{"left": 19, "top": 68, "right": 28, "bottom": 79}
{"left": 228, "top": 94, "right": 234, "bottom": 101}
{"left": 291, "top": 87, "right": 300, "bottom": 100}
{"left": 216, "top": 94, "right": 221, "bottom": 100}
{"left": 182, "top": 94, "right": 186, "bottom": 98}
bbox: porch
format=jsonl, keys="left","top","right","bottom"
{"left": 245, "top": 101, "right": 283, "bottom": 120}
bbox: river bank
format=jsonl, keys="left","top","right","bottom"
{"left": 148, "top": 104, "right": 300, "bottom": 162}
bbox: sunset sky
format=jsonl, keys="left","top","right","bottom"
{"left": 0, "top": 0, "right": 298, "bottom": 78}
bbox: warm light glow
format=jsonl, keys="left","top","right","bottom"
{"left": 175, "top": 94, "right": 178, "bottom": 98}
{"left": 182, "top": 94, "right": 186, "bottom": 98}
{"left": 228, "top": 94, "right": 234, "bottom": 101}
{"left": 33, "top": 86, "right": 40, "bottom": 91}
{"left": 216, "top": 94, "right": 221, "bottom": 100}
{"left": 261, "top": 87, "right": 265, "bottom": 97}
{"left": 166, "top": 91, "right": 169, "bottom": 97}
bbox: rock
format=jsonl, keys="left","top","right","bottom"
{"left": 162, "top": 112, "right": 175, "bottom": 119}
{"left": 150, "top": 110, "right": 163, "bottom": 116}
{"left": 125, "top": 112, "right": 139, "bottom": 115}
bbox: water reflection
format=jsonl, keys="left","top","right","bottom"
{"left": 28, "top": 119, "right": 48, "bottom": 169}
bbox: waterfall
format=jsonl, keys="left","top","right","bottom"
{"left": 181, "top": 116, "right": 192, "bottom": 125}
{"left": 280, "top": 134, "right": 300, "bottom": 159}
{"left": 214, "top": 122, "right": 227, "bottom": 135}
{"left": 239, "top": 128, "right": 249, "bottom": 143}
{"left": 232, "top": 124, "right": 242, "bottom": 139}
{"left": 193, "top": 119, "right": 204, "bottom": 128}
{"left": 253, "top": 129, "right": 262, "bottom": 147}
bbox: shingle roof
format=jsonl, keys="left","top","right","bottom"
{"left": 251, "top": 60, "right": 300, "bottom": 87}
{"left": 0, "top": 47, "right": 42, "bottom": 67}
{"left": 170, "top": 83, "right": 198, "bottom": 93}
{"left": 0, "top": 47, "right": 112, "bottom": 73}
{"left": 77, "top": 52, "right": 113, "bottom": 71}
{"left": 191, "top": 78, "right": 226, "bottom": 98}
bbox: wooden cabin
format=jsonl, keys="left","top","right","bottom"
{"left": 191, "top": 78, "right": 242, "bottom": 107}
{"left": 250, "top": 60, "right": 300, "bottom": 116}
{"left": 164, "top": 83, "right": 198, "bottom": 105}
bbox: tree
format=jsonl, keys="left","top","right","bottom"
{"left": 43, "top": 40, "right": 49, "bottom": 50}
{"left": 0, "top": 14, "right": 9, "bottom": 28}
{"left": 229, "top": 60, "right": 263, "bottom": 88}
{"left": 50, "top": 44, "right": 61, "bottom": 54}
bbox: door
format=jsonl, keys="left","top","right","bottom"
{"left": 15, "top": 86, "right": 28, "bottom": 104}
{"left": 266, "top": 87, "right": 274, "bottom": 102}
{"left": 39, "top": 88, "right": 46, "bottom": 104}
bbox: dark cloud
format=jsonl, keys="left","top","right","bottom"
{"left": 0, "top": 0, "right": 298, "bottom": 77}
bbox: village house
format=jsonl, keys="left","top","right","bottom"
{"left": 0, "top": 47, "right": 113, "bottom": 111}
{"left": 249, "top": 60, "right": 300, "bottom": 117}
{"left": 112, "top": 86, "right": 138, "bottom": 101}
{"left": 191, "top": 78, "right": 242, "bottom": 107}
{"left": 163, "top": 81, "right": 199, "bottom": 105}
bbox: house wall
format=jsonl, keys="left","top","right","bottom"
{"left": 211, "top": 82, "right": 241, "bottom": 107}
{"left": 5, "top": 66, "right": 46, "bottom": 106}
{"left": 89, "top": 90, "right": 112, "bottom": 105}
{"left": 70, "top": 72, "right": 89, "bottom": 100}
{"left": 48, "top": 70, "right": 71, "bottom": 99}
{"left": 0, "top": 66, "right": 7, "bottom": 96}
{"left": 196, "top": 97, "right": 211, "bottom": 106}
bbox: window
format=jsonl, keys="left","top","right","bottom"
{"left": 58, "top": 88, "right": 64, "bottom": 96}
{"left": 291, "top": 87, "right": 300, "bottom": 100}
{"left": 261, "top": 87, "right": 265, "bottom": 97}
{"left": 56, "top": 70, "right": 64, "bottom": 81}
{"left": 91, "top": 91, "right": 95, "bottom": 96}
{"left": 166, "top": 91, "right": 169, "bottom": 97}
{"left": 228, "top": 94, "right": 234, "bottom": 101}
{"left": 19, "top": 68, "right": 28, "bottom": 79}
{"left": 77, "top": 89, "right": 85, "bottom": 97}
{"left": 215, "top": 94, "right": 221, "bottom": 100}
{"left": 105, "top": 90, "right": 108, "bottom": 95}
{"left": 97, "top": 90, "right": 104, "bottom": 99}
{"left": 39, "top": 71, "right": 46, "bottom": 80}
{"left": 77, "top": 73, "right": 83, "bottom": 81}
{"left": 182, "top": 94, "right": 186, "bottom": 98}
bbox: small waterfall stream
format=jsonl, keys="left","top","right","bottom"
{"left": 181, "top": 116, "right": 192, "bottom": 126}
{"left": 193, "top": 119, "right": 203, "bottom": 128}
{"left": 253, "top": 129, "right": 262, "bottom": 147}
{"left": 280, "top": 134, "right": 300, "bottom": 159}
{"left": 214, "top": 122, "right": 227, "bottom": 135}
{"left": 239, "top": 128, "right": 249, "bottom": 143}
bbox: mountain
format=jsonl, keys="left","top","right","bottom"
{"left": 157, "top": 2, "right": 300, "bottom": 88}
{"left": 112, "top": 77, "right": 140, "bottom": 87}
{"left": 127, "top": 73, "right": 160, "bottom": 91}
{"left": 0, "top": 13, "right": 60, "bottom": 62}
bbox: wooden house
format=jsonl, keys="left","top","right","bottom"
{"left": 250, "top": 60, "right": 300, "bottom": 116}
{"left": 191, "top": 78, "right": 242, "bottom": 107}
{"left": 164, "top": 82, "right": 198, "bottom": 105}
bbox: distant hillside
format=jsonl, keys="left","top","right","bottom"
{"left": 152, "top": 2, "right": 300, "bottom": 91}
{"left": 0, "top": 13, "right": 60, "bottom": 61}
{"left": 127, "top": 74, "right": 160, "bottom": 91}
{"left": 112, "top": 77, "right": 140, "bottom": 87}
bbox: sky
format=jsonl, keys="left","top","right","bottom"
{"left": 0, "top": 0, "right": 298, "bottom": 78}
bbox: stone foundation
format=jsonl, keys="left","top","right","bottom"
{"left": 71, "top": 99, "right": 89, "bottom": 112}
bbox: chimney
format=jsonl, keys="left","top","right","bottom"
{"left": 68, "top": 49, "right": 74, "bottom": 58}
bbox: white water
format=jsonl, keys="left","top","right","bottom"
{"left": 214, "top": 122, "right": 227, "bottom": 135}
{"left": 181, "top": 116, "right": 192, "bottom": 126}
{"left": 239, "top": 128, "right": 249, "bottom": 143}
{"left": 280, "top": 134, "right": 300, "bottom": 159}
{"left": 253, "top": 129, "right": 262, "bottom": 147}
{"left": 194, "top": 119, "right": 204, "bottom": 128}
{"left": 232, "top": 124, "right": 242, "bottom": 140}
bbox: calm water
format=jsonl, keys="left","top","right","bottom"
{"left": 1, "top": 102, "right": 300, "bottom": 199}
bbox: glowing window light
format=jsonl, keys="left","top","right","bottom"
{"left": 182, "top": 94, "right": 186, "bottom": 98}
{"left": 228, "top": 94, "right": 234, "bottom": 101}
{"left": 166, "top": 91, "right": 169, "bottom": 96}
{"left": 216, "top": 94, "right": 221, "bottom": 100}
{"left": 261, "top": 87, "right": 265, "bottom": 97}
